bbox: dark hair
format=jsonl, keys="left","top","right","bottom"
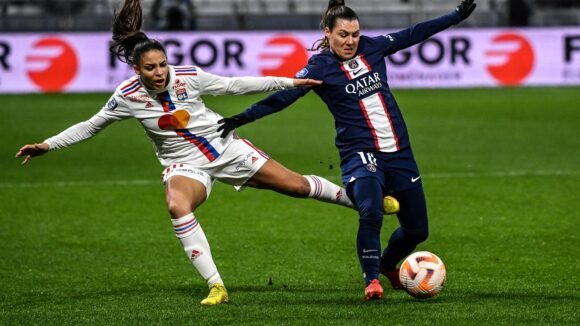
{"left": 110, "top": 0, "right": 166, "bottom": 66}
{"left": 310, "top": 0, "right": 359, "bottom": 52}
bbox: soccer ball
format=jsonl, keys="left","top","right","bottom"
{"left": 399, "top": 251, "right": 446, "bottom": 299}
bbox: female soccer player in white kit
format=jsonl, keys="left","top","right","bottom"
{"left": 15, "top": 0, "right": 355, "bottom": 306}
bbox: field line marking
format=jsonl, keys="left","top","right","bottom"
{"left": 1, "top": 169, "right": 579, "bottom": 189}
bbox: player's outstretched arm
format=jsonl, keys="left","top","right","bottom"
{"left": 383, "top": 0, "right": 477, "bottom": 55}
{"left": 15, "top": 143, "right": 49, "bottom": 165}
{"left": 293, "top": 78, "right": 322, "bottom": 87}
{"left": 217, "top": 87, "right": 311, "bottom": 138}
{"left": 456, "top": 0, "right": 477, "bottom": 21}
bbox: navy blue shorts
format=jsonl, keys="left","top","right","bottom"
{"left": 341, "top": 149, "right": 422, "bottom": 194}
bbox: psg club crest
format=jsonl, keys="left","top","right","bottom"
{"left": 366, "top": 163, "right": 377, "bottom": 172}
{"left": 176, "top": 88, "right": 188, "bottom": 101}
{"left": 348, "top": 59, "right": 359, "bottom": 69}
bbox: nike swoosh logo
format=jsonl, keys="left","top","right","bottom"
{"left": 411, "top": 176, "right": 421, "bottom": 183}
{"left": 353, "top": 68, "right": 363, "bottom": 75}
{"left": 362, "top": 249, "right": 378, "bottom": 253}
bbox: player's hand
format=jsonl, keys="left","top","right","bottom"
{"left": 15, "top": 143, "right": 49, "bottom": 165}
{"left": 217, "top": 114, "right": 248, "bottom": 138}
{"left": 292, "top": 78, "right": 323, "bottom": 87}
{"left": 456, "top": 0, "right": 476, "bottom": 21}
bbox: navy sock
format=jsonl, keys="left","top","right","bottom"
{"left": 349, "top": 177, "right": 384, "bottom": 285}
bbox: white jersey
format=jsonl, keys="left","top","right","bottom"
{"left": 44, "top": 66, "right": 295, "bottom": 167}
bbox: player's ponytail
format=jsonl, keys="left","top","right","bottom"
{"left": 110, "top": 0, "right": 166, "bottom": 66}
{"left": 310, "top": 0, "right": 359, "bottom": 52}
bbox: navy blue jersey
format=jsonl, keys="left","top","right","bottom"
{"left": 240, "top": 10, "right": 462, "bottom": 162}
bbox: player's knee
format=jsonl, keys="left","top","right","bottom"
{"left": 359, "top": 214, "right": 383, "bottom": 231}
{"left": 286, "top": 176, "right": 310, "bottom": 197}
{"left": 166, "top": 198, "right": 191, "bottom": 218}
{"left": 405, "top": 227, "right": 429, "bottom": 245}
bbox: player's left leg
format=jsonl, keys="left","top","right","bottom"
{"left": 380, "top": 185, "right": 429, "bottom": 288}
{"left": 163, "top": 167, "right": 228, "bottom": 305}
{"left": 246, "top": 158, "right": 353, "bottom": 208}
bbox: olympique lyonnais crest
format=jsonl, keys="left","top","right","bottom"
{"left": 176, "top": 88, "right": 188, "bottom": 101}
{"left": 348, "top": 59, "right": 359, "bottom": 69}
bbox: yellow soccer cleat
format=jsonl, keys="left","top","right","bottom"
{"left": 384, "top": 196, "right": 400, "bottom": 215}
{"left": 200, "top": 283, "right": 229, "bottom": 306}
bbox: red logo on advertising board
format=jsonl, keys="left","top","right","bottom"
{"left": 26, "top": 37, "right": 78, "bottom": 92}
{"left": 485, "top": 33, "right": 535, "bottom": 86}
{"left": 259, "top": 36, "right": 308, "bottom": 77}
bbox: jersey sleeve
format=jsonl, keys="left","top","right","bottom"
{"left": 43, "top": 92, "right": 132, "bottom": 150}
{"left": 236, "top": 56, "right": 324, "bottom": 122}
{"left": 377, "top": 10, "right": 463, "bottom": 56}
{"left": 195, "top": 67, "right": 295, "bottom": 96}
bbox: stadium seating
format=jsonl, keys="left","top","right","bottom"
{"left": 1, "top": 0, "right": 579, "bottom": 31}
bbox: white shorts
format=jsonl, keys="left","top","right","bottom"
{"left": 161, "top": 137, "right": 270, "bottom": 197}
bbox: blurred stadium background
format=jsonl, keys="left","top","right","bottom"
{"left": 1, "top": 0, "right": 580, "bottom": 31}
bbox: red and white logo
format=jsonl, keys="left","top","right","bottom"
{"left": 190, "top": 249, "right": 202, "bottom": 262}
{"left": 26, "top": 37, "right": 79, "bottom": 92}
{"left": 485, "top": 32, "right": 535, "bottom": 86}
{"left": 259, "top": 36, "right": 308, "bottom": 77}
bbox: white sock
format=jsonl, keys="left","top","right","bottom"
{"left": 304, "top": 175, "right": 353, "bottom": 208}
{"left": 172, "top": 213, "right": 223, "bottom": 287}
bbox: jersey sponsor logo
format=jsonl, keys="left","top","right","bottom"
{"left": 106, "top": 97, "right": 118, "bottom": 110}
{"left": 259, "top": 36, "right": 308, "bottom": 77}
{"left": 126, "top": 94, "right": 150, "bottom": 103}
{"left": 176, "top": 87, "right": 188, "bottom": 100}
{"left": 345, "top": 72, "right": 382, "bottom": 97}
{"left": 25, "top": 37, "right": 78, "bottom": 92}
{"left": 172, "top": 78, "right": 187, "bottom": 90}
{"left": 485, "top": 32, "right": 535, "bottom": 86}
{"left": 158, "top": 109, "right": 190, "bottom": 130}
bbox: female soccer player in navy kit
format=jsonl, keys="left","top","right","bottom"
{"left": 218, "top": 0, "right": 477, "bottom": 300}
{"left": 14, "top": 0, "right": 368, "bottom": 306}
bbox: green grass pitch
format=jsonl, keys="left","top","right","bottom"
{"left": 1, "top": 87, "right": 579, "bottom": 325}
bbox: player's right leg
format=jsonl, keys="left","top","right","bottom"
{"left": 380, "top": 185, "right": 429, "bottom": 289}
{"left": 163, "top": 165, "right": 228, "bottom": 305}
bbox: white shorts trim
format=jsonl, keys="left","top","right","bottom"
{"left": 162, "top": 164, "right": 214, "bottom": 198}
{"left": 161, "top": 137, "right": 269, "bottom": 195}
